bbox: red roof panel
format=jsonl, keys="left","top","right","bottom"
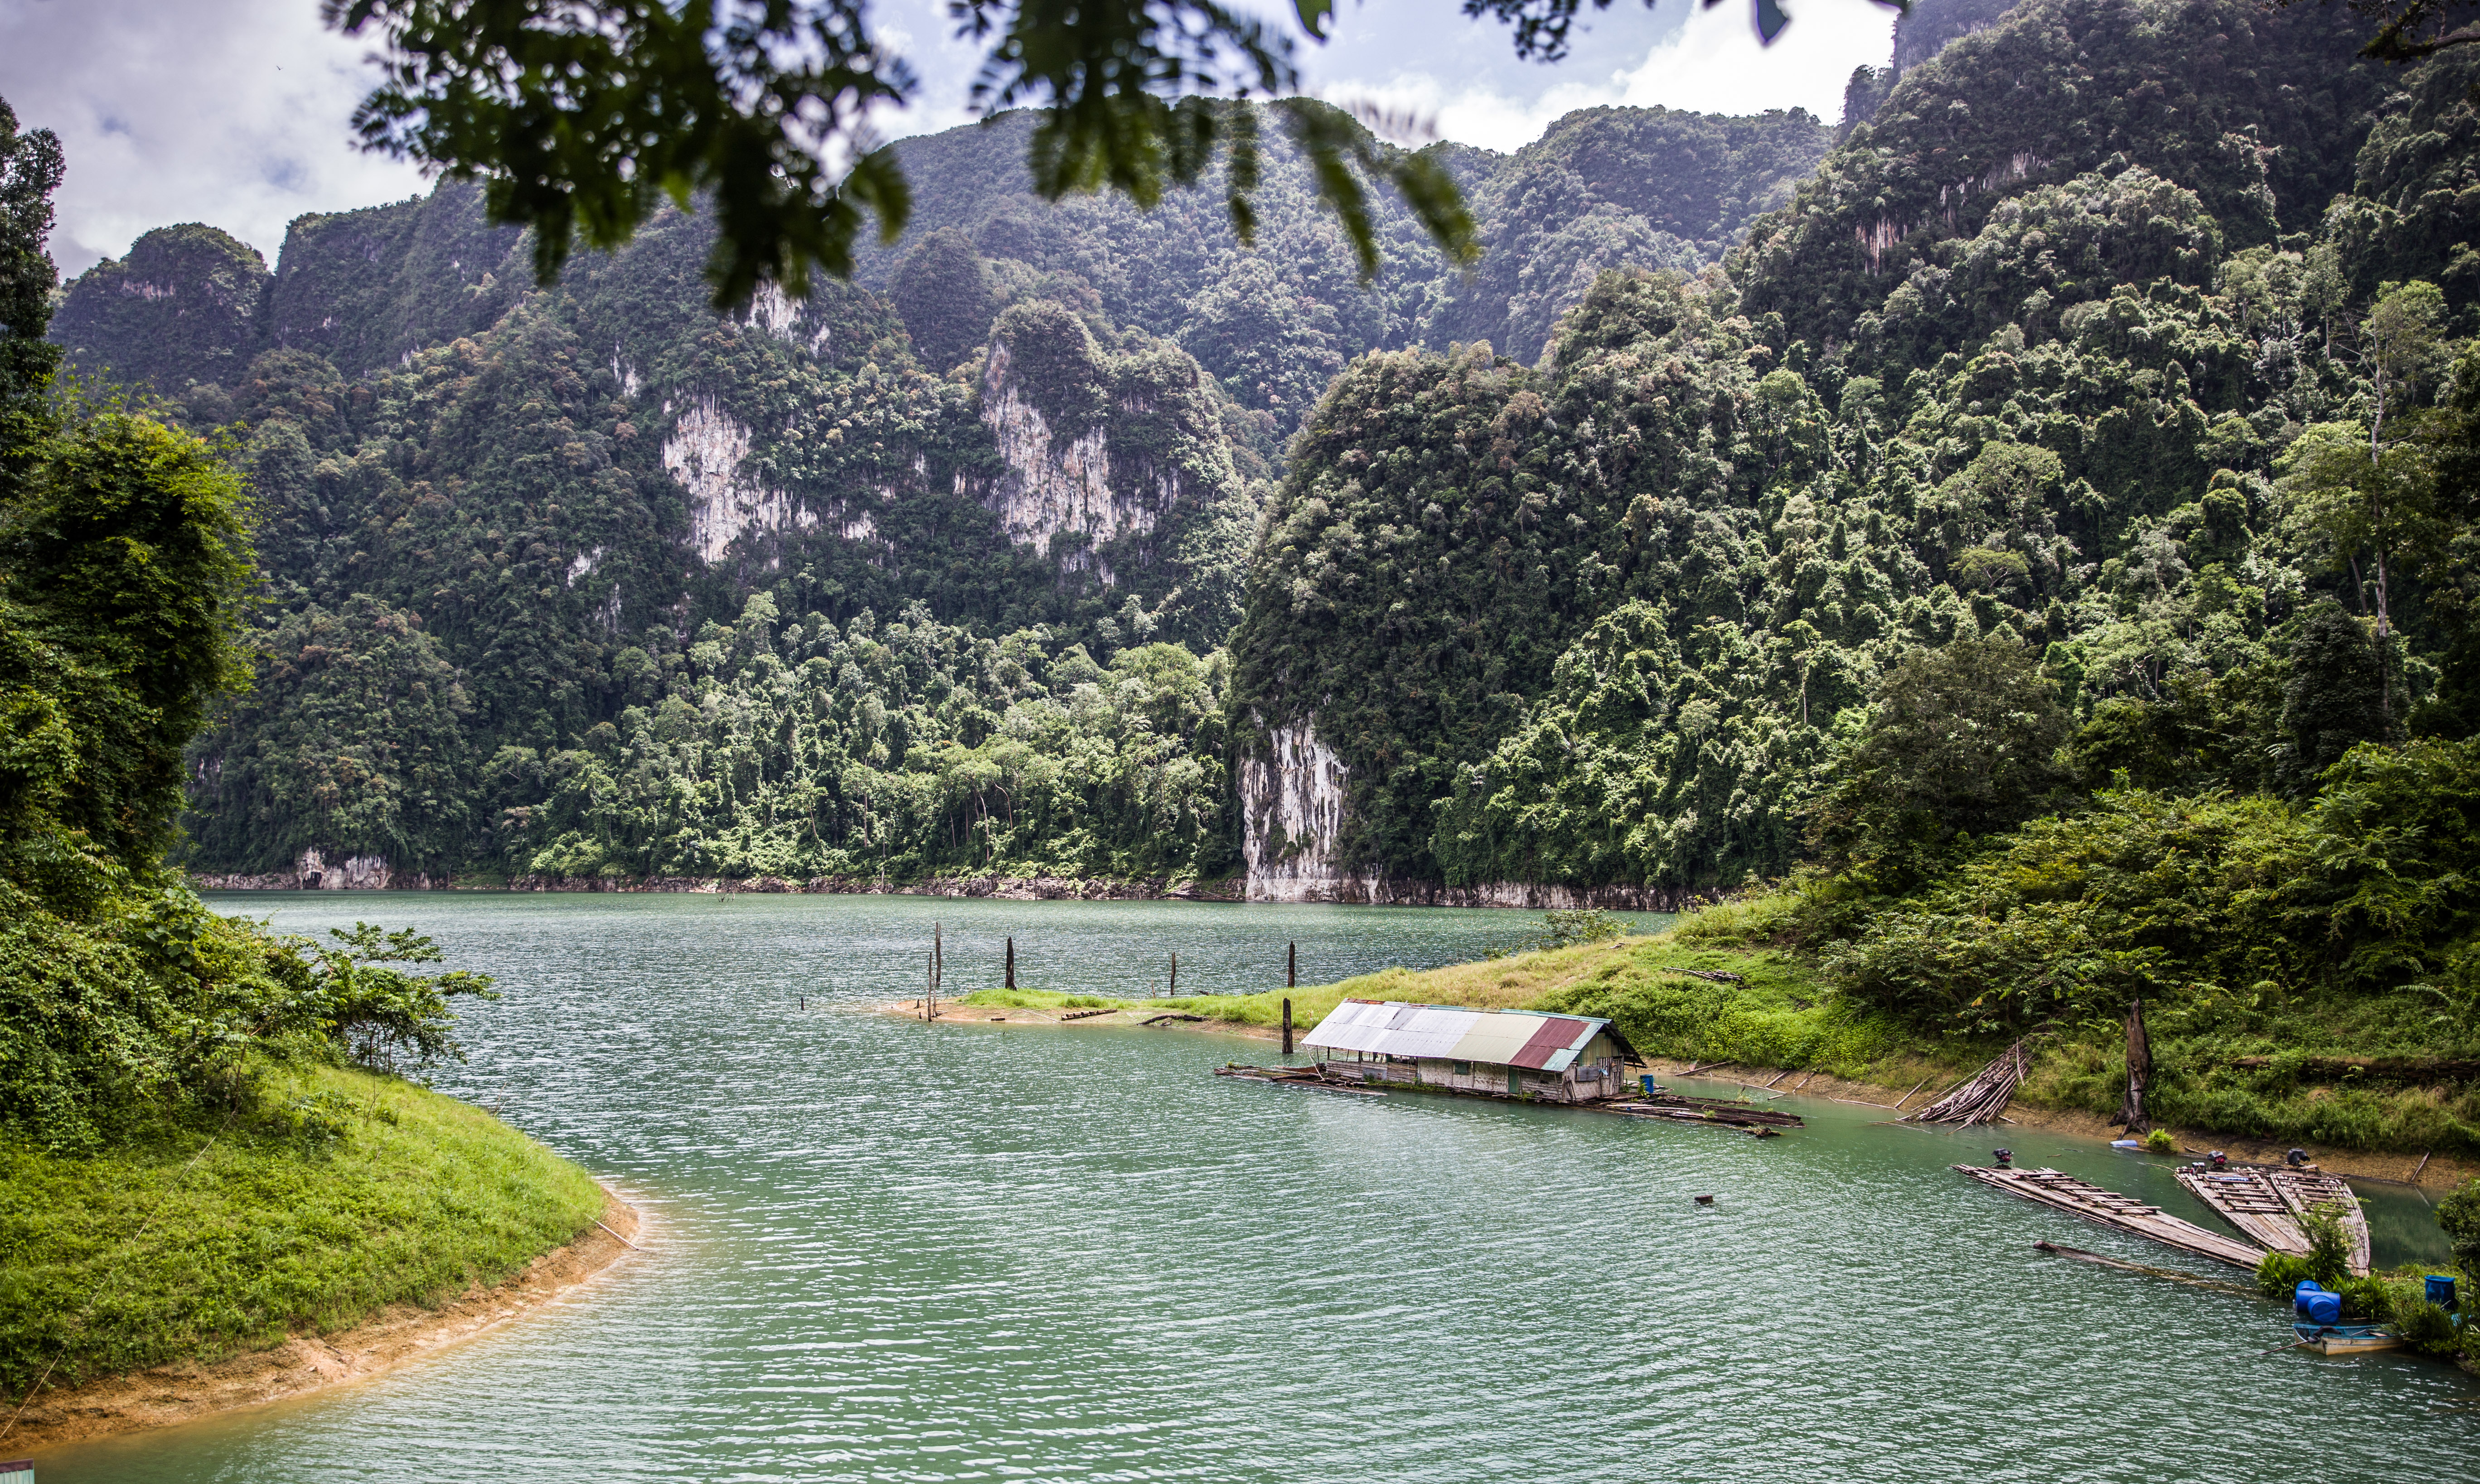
{"left": 1507, "top": 1015, "right": 1590, "bottom": 1070}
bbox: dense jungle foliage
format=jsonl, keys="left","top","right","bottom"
{"left": 1219, "top": 0, "right": 2480, "bottom": 1142}
{"left": 48, "top": 88, "right": 1828, "bottom": 885}
{"left": 0, "top": 99, "right": 496, "bottom": 1154}
{"left": 34, "top": 0, "right": 2480, "bottom": 1143}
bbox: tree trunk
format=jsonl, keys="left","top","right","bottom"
{"left": 2117, "top": 996, "right": 2151, "bottom": 1133}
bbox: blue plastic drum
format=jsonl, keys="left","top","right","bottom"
{"left": 2294, "top": 1281, "right": 2343, "bottom": 1325}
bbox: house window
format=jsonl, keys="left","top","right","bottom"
{"left": 1453, "top": 1061, "right": 1473, "bottom": 1075}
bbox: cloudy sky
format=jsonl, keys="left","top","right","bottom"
{"left": 0, "top": 0, "right": 1899, "bottom": 277}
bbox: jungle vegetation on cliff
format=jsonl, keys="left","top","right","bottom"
{"left": 36, "top": 0, "right": 2480, "bottom": 1143}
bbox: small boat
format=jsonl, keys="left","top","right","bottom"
{"left": 2293, "top": 1322, "right": 2401, "bottom": 1356}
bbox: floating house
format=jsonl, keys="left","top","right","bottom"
{"left": 1301, "top": 1001, "right": 1636, "bottom": 1103}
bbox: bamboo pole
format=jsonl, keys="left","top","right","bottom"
{"left": 1169, "top": 952, "right": 1178, "bottom": 996}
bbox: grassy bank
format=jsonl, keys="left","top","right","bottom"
{"left": 968, "top": 895, "right": 2480, "bottom": 1157}
{"left": 0, "top": 1063, "right": 605, "bottom": 1396}
{"left": 962, "top": 939, "right": 1897, "bottom": 1068}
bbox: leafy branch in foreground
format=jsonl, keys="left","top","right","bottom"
{"left": 325, "top": 0, "right": 918, "bottom": 306}
{"left": 333, "top": 0, "right": 1689, "bottom": 304}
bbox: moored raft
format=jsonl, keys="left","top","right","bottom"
{"left": 2175, "top": 1167, "right": 2314, "bottom": 1257}
{"left": 1955, "top": 1165, "right": 2267, "bottom": 1269}
{"left": 2268, "top": 1169, "right": 2372, "bottom": 1277}
{"left": 1215, "top": 1063, "right": 1804, "bottom": 1127}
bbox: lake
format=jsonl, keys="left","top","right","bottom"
{"left": 41, "top": 892, "right": 2477, "bottom": 1482}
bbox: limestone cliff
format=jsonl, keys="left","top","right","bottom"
{"left": 661, "top": 396, "right": 819, "bottom": 566}
{"left": 974, "top": 298, "right": 1245, "bottom": 590}
{"left": 1239, "top": 718, "right": 1351, "bottom": 902}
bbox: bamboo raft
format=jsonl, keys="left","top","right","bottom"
{"left": 1214, "top": 1065, "right": 1804, "bottom": 1128}
{"left": 1955, "top": 1165, "right": 2267, "bottom": 1269}
{"left": 2270, "top": 1169, "right": 2372, "bottom": 1277}
{"left": 2175, "top": 1168, "right": 2314, "bottom": 1257}
{"left": 2174, "top": 1165, "right": 2371, "bottom": 1274}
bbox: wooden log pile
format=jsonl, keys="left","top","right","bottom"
{"left": 1904, "top": 1039, "right": 2030, "bottom": 1125}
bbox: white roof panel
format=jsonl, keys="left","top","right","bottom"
{"left": 1300, "top": 1001, "right": 1618, "bottom": 1071}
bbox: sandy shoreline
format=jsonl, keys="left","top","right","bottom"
{"left": 6, "top": 1189, "right": 643, "bottom": 1455}
{"left": 893, "top": 1000, "right": 2475, "bottom": 1192}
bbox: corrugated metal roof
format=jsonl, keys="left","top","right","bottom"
{"left": 1300, "top": 1001, "right": 1617, "bottom": 1073}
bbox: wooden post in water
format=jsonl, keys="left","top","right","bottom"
{"left": 1282, "top": 998, "right": 1293, "bottom": 1056}
{"left": 1005, "top": 936, "right": 1016, "bottom": 991}
{"left": 1287, "top": 943, "right": 1296, "bottom": 989}
{"left": 1169, "top": 953, "right": 1178, "bottom": 996}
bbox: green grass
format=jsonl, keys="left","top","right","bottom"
{"left": 961, "top": 931, "right": 1922, "bottom": 1079}
{"left": 0, "top": 1062, "right": 606, "bottom": 1394}
{"left": 969, "top": 906, "right": 2480, "bottom": 1155}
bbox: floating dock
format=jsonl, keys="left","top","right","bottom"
{"left": 2268, "top": 1169, "right": 2371, "bottom": 1276}
{"left": 1217, "top": 1064, "right": 1804, "bottom": 1128}
{"left": 2176, "top": 1168, "right": 2314, "bottom": 1257}
{"left": 1955, "top": 1165, "right": 2266, "bottom": 1269}
{"left": 2171, "top": 1165, "right": 2371, "bottom": 1275}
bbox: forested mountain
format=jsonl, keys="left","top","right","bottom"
{"left": 1232, "top": 0, "right": 2436, "bottom": 897}
{"left": 42, "top": 0, "right": 2480, "bottom": 929}
{"left": 46, "top": 88, "right": 1827, "bottom": 888}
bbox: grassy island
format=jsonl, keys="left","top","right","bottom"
{"left": 0, "top": 1062, "right": 604, "bottom": 1397}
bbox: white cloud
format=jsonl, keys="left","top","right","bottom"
{"left": 1312, "top": 0, "right": 1899, "bottom": 153}
{"left": 1613, "top": 0, "right": 1899, "bottom": 116}
{"left": 0, "top": 0, "right": 427, "bottom": 276}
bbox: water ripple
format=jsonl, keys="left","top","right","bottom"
{"left": 37, "top": 894, "right": 2476, "bottom": 1482}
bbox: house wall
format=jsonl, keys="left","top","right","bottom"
{"left": 1316, "top": 1033, "right": 1637, "bottom": 1103}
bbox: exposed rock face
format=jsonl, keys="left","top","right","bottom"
{"left": 662, "top": 396, "right": 819, "bottom": 565}
{"left": 980, "top": 330, "right": 1148, "bottom": 568}
{"left": 743, "top": 283, "right": 833, "bottom": 355}
{"left": 191, "top": 849, "right": 446, "bottom": 890}
{"left": 1240, "top": 719, "right": 1352, "bottom": 902}
{"left": 1239, "top": 719, "right": 1703, "bottom": 909}
{"left": 973, "top": 299, "right": 1235, "bottom": 586}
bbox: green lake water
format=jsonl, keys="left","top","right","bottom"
{"left": 41, "top": 893, "right": 2478, "bottom": 1481}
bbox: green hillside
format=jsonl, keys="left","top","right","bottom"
{"left": 35, "top": 0, "right": 2480, "bottom": 1057}
{"left": 1, "top": 95, "right": 606, "bottom": 1402}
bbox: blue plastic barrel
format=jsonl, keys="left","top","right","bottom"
{"left": 1641, "top": 1074, "right": 1660, "bottom": 1096}
{"left": 2427, "top": 1274, "right": 2458, "bottom": 1310}
{"left": 2295, "top": 1281, "right": 2342, "bottom": 1325}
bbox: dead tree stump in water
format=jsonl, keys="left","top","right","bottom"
{"left": 2117, "top": 997, "right": 2151, "bottom": 1134}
